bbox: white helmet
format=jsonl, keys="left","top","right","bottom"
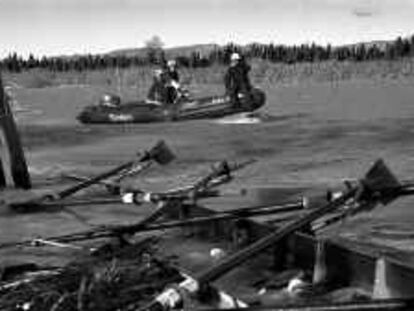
{"left": 167, "top": 59, "right": 176, "bottom": 67}
{"left": 102, "top": 94, "right": 112, "bottom": 102}
{"left": 230, "top": 53, "right": 241, "bottom": 61}
{"left": 100, "top": 93, "right": 121, "bottom": 106}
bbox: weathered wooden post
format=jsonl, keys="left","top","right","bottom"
{"left": 0, "top": 74, "right": 31, "bottom": 189}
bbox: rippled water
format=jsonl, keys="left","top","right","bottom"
{"left": 2, "top": 78, "right": 414, "bottom": 265}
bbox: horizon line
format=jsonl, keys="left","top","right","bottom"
{"left": 1, "top": 35, "right": 411, "bottom": 60}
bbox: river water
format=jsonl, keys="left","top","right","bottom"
{"left": 1, "top": 78, "right": 414, "bottom": 267}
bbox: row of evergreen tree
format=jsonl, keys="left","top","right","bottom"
{"left": 1, "top": 35, "right": 414, "bottom": 73}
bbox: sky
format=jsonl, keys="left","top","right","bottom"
{"left": 0, "top": 0, "right": 414, "bottom": 58}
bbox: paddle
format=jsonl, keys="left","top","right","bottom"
{"left": 9, "top": 140, "right": 175, "bottom": 210}
{"left": 31, "top": 197, "right": 123, "bottom": 208}
{"left": 60, "top": 161, "right": 153, "bottom": 195}
{"left": 139, "top": 159, "right": 407, "bottom": 311}
{"left": 56, "top": 140, "right": 174, "bottom": 199}
{"left": 122, "top": 159, "right": 256, "bottom": 205}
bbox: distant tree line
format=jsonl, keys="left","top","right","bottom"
{"left": 2, "top": 35, "right": 414, "bottom": 73}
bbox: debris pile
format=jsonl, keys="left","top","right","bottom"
{"left": 0, "top": 237, "right": 183, "bottom": 311}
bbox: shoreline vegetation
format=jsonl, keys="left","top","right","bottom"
{"left": 1, "top": 35, "right": 414, "bottom": 90}
{"left": 2, "top": 58, "right": 414, "bottom": 93}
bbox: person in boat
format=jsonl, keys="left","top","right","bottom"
{"left": 163, "top": 59, "right": 180, "bottom": 84}
{"left": 162, "top": 59, "right": 184, "bottom": 105}
{"left": 146, "top": 68, "right": 167, "bottom": 105}
{"left": 224, "top": 52, "right": 252, "bottom": 108}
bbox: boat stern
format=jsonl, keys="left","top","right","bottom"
{"left": 248, "top": 88, "right": 266, "bottom": 111}
{"left": 76, "top": 107, "right": 93, "bottom": 123}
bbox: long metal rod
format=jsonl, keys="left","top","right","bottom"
{"left": 0, "top": 199, "right": 305, "bottom": 249}
{"left": 56, "top": 160, "right": 140, "bottom": 199}
{"left": 137, "top": 211, "right": 301, "bottom": 232}
{"left": 111, "top": 201, "right": 306, "bottom": 233}
{"left": 57, "top": 200, "right": 174, "bottom": 242}
{"left": 62, "top": 161, "right": 152, "bottom": 189}
{"left": 0, "top": 201, "right": 304, "bottom": 249}
{"left": 0, "top": 200, "right": 177, "bottom": 249}
{"left": 37, "top": 198, "right": 123, "bottom": 207}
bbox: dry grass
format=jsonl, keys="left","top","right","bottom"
{"left": 4, "top": 58, "right": 414, "bottom": 95}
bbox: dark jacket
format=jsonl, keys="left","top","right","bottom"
{"left": 224, "top": 61, "right": 252, "bottom": 95}
{"left": 162, "top": 68, "right": 181, "bottom": 104}
{"left": 162, "top": 68, "right": 180, "bottom": 84}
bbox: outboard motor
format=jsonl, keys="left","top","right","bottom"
{"left": 244, "top": 88, "right": 266, "bottom": 111}
{"left": 76, "top": 109, "right": 92, "bottom": 123}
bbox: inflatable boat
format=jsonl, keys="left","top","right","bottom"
{"left": 76, "top": 88, "right": 265, "bottom": 124}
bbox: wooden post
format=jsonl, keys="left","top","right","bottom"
{"left": 0, "top": 75, "right": 31, "bottom": 189}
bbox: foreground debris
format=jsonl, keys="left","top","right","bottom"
{"left": 0, "top": 237, "right": 183, "bottom": 311}
{"left": 2, "top": 159, "right": 414, "bottom": 311}
{"left": 0, "top": 159, "right": 256, "bottom": 250}
{"left": 138, "top": 159, "right": 414, "bottom": 311}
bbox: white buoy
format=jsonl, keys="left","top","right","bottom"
{"left": 210, "top": 248, "right": 226, "bottom": 260}
{"left": 122, "top": 192, "right": 134, "bottom": 204}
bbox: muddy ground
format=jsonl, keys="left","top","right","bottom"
{"left": 1, "top": 77, "right": 414, "bottom": 267}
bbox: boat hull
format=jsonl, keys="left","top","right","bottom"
{"left": 77, "top": 88, "right": 266, "bottom": 124}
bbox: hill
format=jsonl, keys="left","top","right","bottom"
{"left": 341, "top": 40, "right": 390, "bottom": 52}
{"left": 107, "top": 38, "right": 403, "bottom": 59}
{"left": 107, "top": 43, "right": 219, "bottom": 58}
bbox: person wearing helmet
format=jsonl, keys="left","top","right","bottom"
{"left": 164, "top": 59, "right": 180, "bottom": 84}
{"left": 146, "top": 68, "right": 167, "bottom": 105}
{"left": 224, "top": 52, "right": 252, "bottom": 108}
{"left": 100, "top": 93, "right": 121, "bottom": 108}
{"left": 162, "top": 59, "right": 182, "bottom": 105}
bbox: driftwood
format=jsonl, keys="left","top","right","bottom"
{"left": 0, "top": 237, "right": 182, "bottom": 311}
